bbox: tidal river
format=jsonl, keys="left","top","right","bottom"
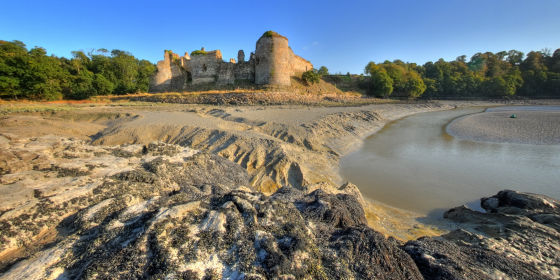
{"left": 340, "top": 106, "right": 560, "bottom": 215}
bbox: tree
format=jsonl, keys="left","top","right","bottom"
{"left": 365, "top": 63, "right": 393, "bottom": 97}
{"left": 0, "top": 40, "right": 28, "bottom": 99}
{"left": 25, "top": 47, "right": 66, "bottom": 100}
{"left": 507, "top": 50, "right": 524, "bottom": 66}
{"left": 93, "top": 73, "right": 114, "bottom": 95}
{"left": 365, "top": 60, "right": 425, "bottom": 98}
{"left": 0, "top": 39, "right": 157, "bottom": 100}
{"left": 70, "top": 50, "right": 90, "bottom": 74}
{"left": 302, "top": 70, "right": 321, "bottom": 85}
{"left": 481, "top": 69, "right": 522, "bottom": 98}
{"left": 317, "top": 66, "right": 329, "bottom": 76}
{"left": 380, "top": 61, "right": 407, "bottom": 92}
{"left": 67, "top": 70, "right": 95, "bottom": 99}
{"left": 110, "top": 49, "right": 140, "bottom": 93}
{"left": 404, "top": 71, "right": 426, "bottom": 98}
{"left": 137, "top": 60, "right": 156, "bottom": 92}
{"left": 547, "top": 48, "right": 560, "bottom": 73}
{"left": 522, "top": 51, "right": 547, "bottom": 72}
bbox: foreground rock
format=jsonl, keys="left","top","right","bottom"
{"left": 405, "top": 190, "right": 560, "bottom": 279}
{"left": 0, "top": 136, "right": 422, "bottom": 279}
{"left": 2, "top": 135, "right": 559, "bottom": 279}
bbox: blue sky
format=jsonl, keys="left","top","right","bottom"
{"left": 1, "top": 0, "right": 559, "bottom": 74}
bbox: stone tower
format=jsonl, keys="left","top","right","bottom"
{"left": 254, "top": 31, "right": 292, "bottom": 86}
{"left": 238, "top": 50, "right": 245, "bottom": 63}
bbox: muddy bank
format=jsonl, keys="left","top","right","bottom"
{"left": 447, "top": 108, "right": 560, "bottom": 145}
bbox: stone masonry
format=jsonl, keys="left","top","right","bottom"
{"left": 150, "top": 31, "right": 313, "bottom": 91}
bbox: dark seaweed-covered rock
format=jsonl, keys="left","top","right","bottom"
{"left": 405, "top": 190, "right": 560, "bottom": 280}
{"left": 0, "top": 137, "right": 423, "bottom": 280}
{"left": 327, "top": 227, "right": 423, "bottom": 280}
{"left": 482, "top": 189, "right": 560, "bottom": 215}
{"left": 3, "top": 184, "right": 423, "bottom": 279}
{"left": 297, "top": 189, "right": 367, "bottom": 228}
{"left": 404, "top": 236, "right": 549, "bottom": 280}
{"left": 294, "top": 189, "right": 423, "bottom": 280}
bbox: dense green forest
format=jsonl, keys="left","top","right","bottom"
{"left": 0, "top": 40, "right": 156, "bottom": 100}
{"left": 364, "top": 48, "right": 560, "bottom": 99}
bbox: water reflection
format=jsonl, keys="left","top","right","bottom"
{"left": 340, "top": 107, "right": 560, "bottom": 214}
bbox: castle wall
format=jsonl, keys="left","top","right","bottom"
{"left": 190, "top": 51, "right": 222, "bottom": 85}
{"left": 150, "top": 51, "right": 188, "bottom": 92}
{"left": 290, "top": 54, "right": 313, "bottom": 76}
{"left": 217, "top": 62, "right": 235, "bottom": 85}
{"left": 234, "top": 61, "right": 255, "bottom": 82}
{"left": 149, "top": 31, "right": 313, "bottom": 91}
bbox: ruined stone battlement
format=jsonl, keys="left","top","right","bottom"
{"left": 150, "top": 31, "right": 313, "bottom": 92}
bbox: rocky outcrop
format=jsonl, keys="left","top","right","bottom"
{"left": 404, "top": 190, "right": 560, "bottom": 279}
{"left": 0, "top": 135, "right": 422, "bottom": 279}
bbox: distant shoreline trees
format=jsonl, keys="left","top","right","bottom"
{"left": 0, "top": 40, "right": 156, "bottom": 100}
{"left": 364, "top": 48, "right": 560, "bottom": 99}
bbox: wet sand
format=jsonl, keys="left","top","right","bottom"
{"left": 447, "top": 108, "right": 560, "bottom": 145}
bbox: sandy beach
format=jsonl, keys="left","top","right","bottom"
{"left": 447, "top": 107, "right": 560, "bottom": 145}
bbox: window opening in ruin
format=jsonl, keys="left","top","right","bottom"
{"left": 202, "top": 64, "right": 207, "bottom": 72}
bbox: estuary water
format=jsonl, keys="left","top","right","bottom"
{"left": 340, "top": 107, "right": 560, "bottom": 215}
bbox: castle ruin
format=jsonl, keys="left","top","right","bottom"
{"left": 149, "top": 31, "right": 313, "bottom": 92}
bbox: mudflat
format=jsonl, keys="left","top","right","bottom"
{"left": 447, "top": 108, "right": 560, "bottom": 145}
